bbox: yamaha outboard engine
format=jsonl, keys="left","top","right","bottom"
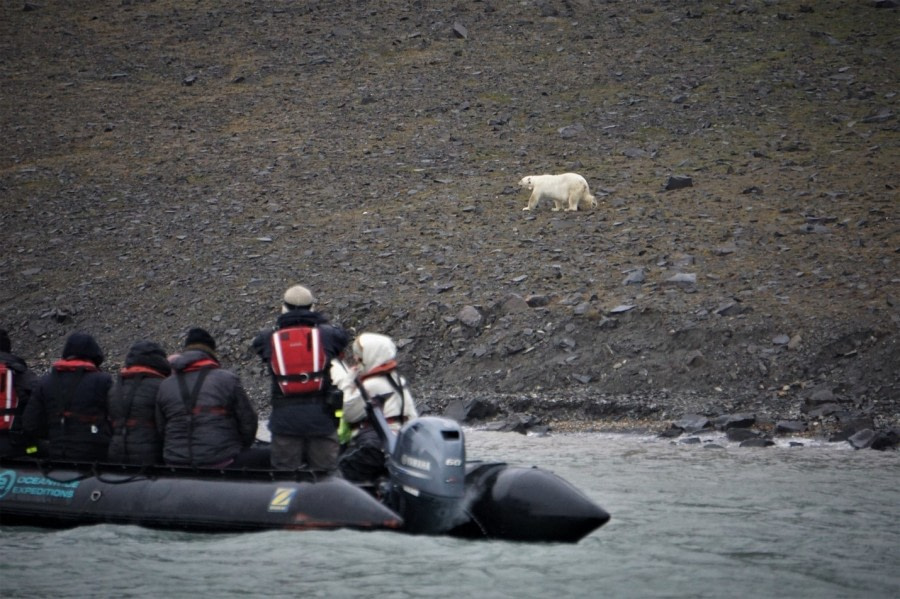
{"left": 384, "top": 417, "right": 467, "bottom": 535}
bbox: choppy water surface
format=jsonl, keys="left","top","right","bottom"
{"left": 3, "top": 431, "right": 898, "bottom": 598}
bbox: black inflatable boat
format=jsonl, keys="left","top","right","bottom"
{"left": 0, "top": 417, "right": 610, "bottom": 543}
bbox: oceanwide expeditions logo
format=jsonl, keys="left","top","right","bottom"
{"left": 0, "top": 469, "right": 80, "bottom": 504}
{"left": 0, "top": 469, "right": 15, "bottom": 499}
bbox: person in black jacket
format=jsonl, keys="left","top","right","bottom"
{"left": 107, "top": 340, "right": 172, "bottom": 465}
{"left": 0, "top": 328, "right": 38, "bottom": 457}
{"left": 23, "top": 331, "right": 113, "bottom": 461}
{"left": 156, "top": 328, "right": 265, "bottom": 468}
{"left": 251, "top": 285, "right": 349, "bottom": 472}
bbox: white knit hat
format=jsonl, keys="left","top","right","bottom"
{"left": 283, "top": 285, "right": 316, "bottom": 310}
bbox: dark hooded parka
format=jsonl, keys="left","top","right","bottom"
{"left": 23, "top": 331, "right": 113, "bottom": 461}
{"left": 107, "top": 340, "right": 172, "bottom": 465}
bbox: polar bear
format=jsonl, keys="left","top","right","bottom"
{"left": 518, "top": 172, "right": 598, "bottom": 211}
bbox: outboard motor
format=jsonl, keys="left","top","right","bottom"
{"left": 385, "top": 416, "right": 467, "bottom": 535}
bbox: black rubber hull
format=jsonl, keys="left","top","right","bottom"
{"left": 449, "top": 462, "right": 611, "bottom": 543}
{"left": 1, "top": 459, "right": 609, "bottom": 542}
{"left": 387, "top": 462, "right": 611, "bottom": 543}
{"left": 0, "top": 460, "right": 402, "bottom": 533}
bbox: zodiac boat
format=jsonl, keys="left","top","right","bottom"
{"left": 0, "top": 417, "right": 610, "bottom": 543}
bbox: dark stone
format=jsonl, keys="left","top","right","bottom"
{"left": 726, "top": 428, "right": 760, "bottom": 442}
{"left": 833, "top": 415, "right": 876, "bottom": 442}
{"left": 525, "top": 294, "right": 550, "bottom": 307}
{"left": 775, "top": 420, "right": 806, "bottom": 434}
{"left": 715, "top": 301, "right": 748, "bottom": 316}
{"left": 740, "top": 438, "right": 775, "bottom": 448}
{"left": 490, "top": 414, "right": 538, "bottom": 434}
{"left": 870, "top": 430, "right": 900, "bottom": 451}
{"left": 847, "top": 429, "right": 875, "bottom": 449}
{"left": 443, "top": 398, "right": 498, "bottom": 422}
{"left": 715, "top": 413, "right": 756, "bottom": 429}
{"left": 658, "top": 426, "right": 684, "bottom": 439}
{"left": 664, "top": 175, "right": 693, "bottom": 190}
{"left": 675, "top": 413, "right": 710, "bottom": 432}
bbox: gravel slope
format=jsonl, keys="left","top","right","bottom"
{"left": 1, "top": 0, "right": 897, "bottom": 434}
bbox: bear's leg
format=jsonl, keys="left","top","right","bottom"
{"left": 566, "top": 191, "right": 579, "bottom": 211}
{"left": 552, "top": 196, "right": 563, "bottom": 211}
{"left": 524, "top": 191, "right": 540, "bottom": 211}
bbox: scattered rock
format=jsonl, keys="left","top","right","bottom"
{"left": 664, "top": 273, "right": 697, "bottom": 287}
{"left": 664, "top": 175, "right": 693, "bottom": 190}
{"left": 623, "top": 268, "right": 646, "bottom": 285}
{"left": 715, "top": 301, "right": 748, "bottom": 317}
{"left": 775, "top": 420, "right": 806, "bottom": 434}
{"left": 847, "top": 428, "right": 875, "bottom": 449}
{"left": 715, "top": 413, "right": 756, "bottom": 429}
{"left": 675, "top": 413, "right": 710, "bottom": 432}
{"left": 457, "top": 305, "right": 483, "bottom": 329}
{"left": 739, "top": 438, "right": 775, "bottom": 448}
{"left": 726, "top": 428, "right": 760, "bottom": 442}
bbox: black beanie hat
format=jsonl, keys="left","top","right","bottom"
{"left": 125, "top": 340, "right": 172, "bottom": 376}
{"left": 184, "top": 327, "right": 216, "bottom": 351}
{"left": 62, "top": 331, "right": 105, "bottom": 367}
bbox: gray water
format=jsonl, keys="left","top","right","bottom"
{"left": 2, "top": 431, "right": 898, "bottom": 599}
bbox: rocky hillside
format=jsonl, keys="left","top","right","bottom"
{"left": 1, "top": 0, "right": 897, "bottom": 434}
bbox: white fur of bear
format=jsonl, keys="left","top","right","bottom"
{"left": 518, "top": 172, "right": 598, "bottom": 211}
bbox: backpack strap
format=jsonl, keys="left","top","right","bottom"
{"left": 383, "top": 372, "right": 406, "bottom": 423}
{"left": 176, "top": 367, "right": 211, "bottom": 466}
{"left": 114, "top": 373, "right": 144, "bottom": 462}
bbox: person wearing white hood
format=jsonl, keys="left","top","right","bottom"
{"left": 338, "top": 332, "right": 418, "bottom": 484}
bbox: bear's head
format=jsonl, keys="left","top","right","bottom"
{"left": 518, "top": 176, "right": 534, "bottom": 190}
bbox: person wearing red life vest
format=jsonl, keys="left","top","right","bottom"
{"left": 0, "top": 328, "right": 38, "bottom": 457}
{"left": 251, "top": 285, "right": 350, "bottom": 472}
{"left": 156, "top": 328, "right": 264, "bottom": 468}
{"left": 22, "top": 331, "right": 113, "bottom": 461}
{"left": 106, "top": 340, "right": 172, "bottom": 465}
{"left": 338, "top": 332, "right": 418, "bottom": 484}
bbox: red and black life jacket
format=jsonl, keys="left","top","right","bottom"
{"left": 1, "top": 362, "right": 19, "bottom": 432}
{"left": 270, "top": 326, "right": 327, "bottom": 396}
